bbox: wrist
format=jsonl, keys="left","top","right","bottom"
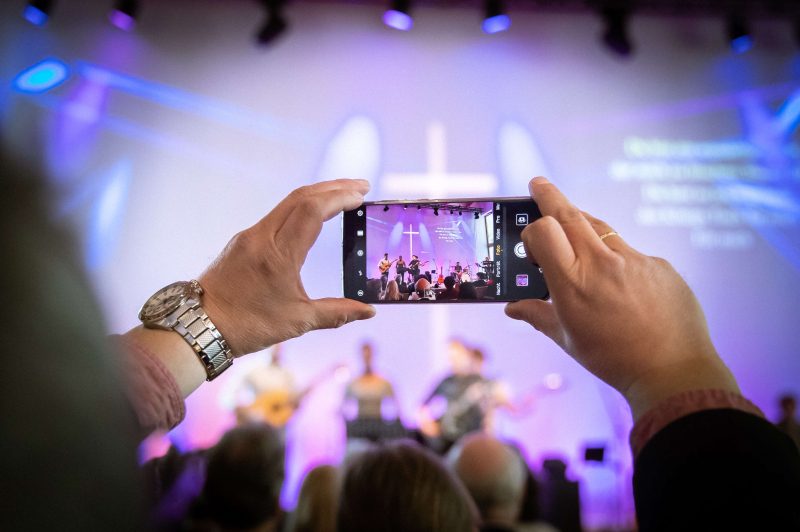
{"left": 622, "top": 353, "right": 740, "bottom": 421}
{"left": 123, "top": 326, "right": 206, "bottom": 397}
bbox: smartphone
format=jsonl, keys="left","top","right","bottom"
{"left": 342, "top": 198, "right": 548, "bottom": 303}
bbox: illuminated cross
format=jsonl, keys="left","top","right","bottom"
{"left": 402, "top": 223, "right": 420, "bottom": 258}
{"left": 382, "top": 122, "right": 498, "bottom": 197}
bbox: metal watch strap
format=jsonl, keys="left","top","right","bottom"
{"left": 172, "top": 301, "right": 233, "bottom": 381}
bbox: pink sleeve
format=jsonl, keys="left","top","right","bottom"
{"left": 114, "top": 335, "right": 186, "bottom": 433}
{"left": 630, "top": 389, "right": 764, "bottom": 457}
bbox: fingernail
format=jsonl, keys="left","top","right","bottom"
{"left": 529, "top": 176, "right": 549, "bottom": 196}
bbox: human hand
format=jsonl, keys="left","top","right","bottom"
{"left": 199, "top": 179, "right": 376, "bottom": 356}
{"left": 505, "top": 177, "right": 738, "bottom": 419}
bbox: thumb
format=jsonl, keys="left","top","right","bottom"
{"left": 505, "top": 299, "right": 566, "bottom": 348}
{"left": 310, "top": 298, "right": 376, "bottom": 330}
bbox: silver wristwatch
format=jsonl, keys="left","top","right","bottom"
{"left": 138, "top": 280, "right": 233, "bottom": 381}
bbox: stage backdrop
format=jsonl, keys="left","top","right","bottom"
{"left": 2, "top": 0, "right": 798, "bottom": 527}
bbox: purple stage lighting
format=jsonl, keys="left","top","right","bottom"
{"left": 482, "top": 14, "right": 511, "bottom": 34}
{"left": 14, "top": 59, "right": 69, "bottom": 93}
{"left": 109, "top": 10, "right": 136, "bottom": 31}
{"left": 109, "top": 0, "right": 138, "bottom": 31}
{"left": 383, "top": 10, "right": 413, "bottom": 31}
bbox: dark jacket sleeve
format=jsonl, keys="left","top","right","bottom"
{"left": 633, "top": 408, "right": 800, "bottom": 531}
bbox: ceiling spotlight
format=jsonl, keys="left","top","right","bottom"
{"left": 474, "top": 212, "right": 480, "bottom": 220}
{"left": 257, "top": 0, "right": 288, "bottom": 46}
{"left": 24, "top": 0, "right": 54, "bottom": 26}
{"left": 601, "top": 7, "right": 633, "bottom": 57}
{"left": 433, "top": 207, "right": 439, "bottom": 216}
{"left": 384, "top": 0, "right": 413, "bottom": 32}
{"left": 483, "top": 0, "right": 510, "bottom": 34}
{"left": 458, "top": 209, "right": 463, "bottom": 216}
{"left": 403, "top": 204, "right": 408, "bottom": 210}
{"left": 109, "top": 0, "right": 139, "bottom": 32}
{"left": 417, "top": 205, "right": 421, "bottom": 210}
{"left": 383, "top": 205, "right": 390, "bottom": 212}
{"left": 450, "top": 208, "right": 454, "bottom": 214}
{"left": 727, "top": 14, "right": 753, "bottom": 54}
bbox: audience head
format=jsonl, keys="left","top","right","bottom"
{"left": 288, "top": 465, "right": 339, "bottom": 532}
{"left": 194, "top": 423, "right": 285, "bottom": 530}
{"left": 779, "top": 394, "right": 797, "bottom": 419}
{"left": 415, "top": 277, "right": 431, "bottom": 297}
{"left": 365, "top": 278, "right": 381, "bottom": 300}
{"left": 447, "top": 433, "right": 527, "bottom": 527}
{"left": 444, "top": 276, "right": 456, "bottom": 289}
{"left": 458, "top": 282, "right": 477, "bottom": 300}
{"left": 383, "top": 279, "right": 401, "bottom": 301}
{"left": 338, "top": 440, "right": 477, "bottom": 532}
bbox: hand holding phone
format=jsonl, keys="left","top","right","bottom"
{"left": 342, "top": 198, "right": 548, "bottom": 303}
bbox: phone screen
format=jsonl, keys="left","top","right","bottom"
{"left": 342, "top": 198, "right": 548, "bottom": 303}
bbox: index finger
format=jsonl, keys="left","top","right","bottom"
{"left": 529, "top": 177, "right": 607, "bottom": 258}
{"left": 274, "top": 187, "right": 366, "bottom": 262}
{"left": 259, "top": 179, "right": 371, "bottom": 235}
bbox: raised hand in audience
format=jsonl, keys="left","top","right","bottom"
{"left": 505, "top": 177, "right": 739, "bottom": 419}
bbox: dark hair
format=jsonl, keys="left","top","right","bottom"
{"left": 193, "top": 423, "right": 285, "bottom": 529}
{"left": 458, "top": 282, "right": 477, "bottom": 300}
{"left": 338, "top": 441, "right": 477, "bottom": 532}
{"left": 444, "top": 276, "right": 456, "bottom": 289}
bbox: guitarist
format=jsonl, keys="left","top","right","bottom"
{"left": 408, "top": 255, "right": 428, "bottom": 283}
{"left": 235, "top": 344, "right": 298, "bottom": 428}
{"left": 418, "top": 340, "right": 510, "bottom": 454}
{"left": 378, "top": 253, "right": 397, "bottom": 290}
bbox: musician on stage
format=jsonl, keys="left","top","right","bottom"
{"left": 378, "top": 253, "right": 394, "bottom": 290}
{"left": 395, "top": 255, "right": 407, "bottom": 284}
{"left": 408, "top": 255, "right": 425, "bottom": 281}
{"left": 418, "top": 340, "right": 510, "bottom": 454}
{"left": 454, "top": 261, "right": 463, "bottom": 274}
{"left": 343, "top": 343, "right": 404, "bottom": 443}
{"left": 235, "top": 344, "right": 299, "bottom": 428}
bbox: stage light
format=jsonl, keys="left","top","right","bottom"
{"left": 482, "top": 0, "right": 510, "bottom": 34}
{"left": 474, "top": 212, "right": 480, "bottom": 220}
{"left": 109, "top": 0, "right": 138, "bottom": 32}
{"left": 256, "top": 0, "right": 288, "bottom": 46}
{"left": 383, "top": 205, "right": 390, "bottom": 212}
{"left": 458, "top": 209, "right": 463, "bottom": 216}
{"left": 417, "top": 205, "right": 421, "bottom": 210}
{"left": 384, "top": 0, "right": 413, "bottom": 31}
{"left": 403, "top": 204, "right": 408, "bottom": 210}
{"left": 450, "top": 208, "right": 454, "bottom": 214}
{"left": 727, "top": 14, "right": 753, "bottom": 54}
{"left": 433, "top": 207, "right": 439, "bottom": 216}
{"left": 24, "top": 0, "right": 53, "bottom": 26}
{"left": 601, "top": 7, "right": 633, "bottom": 57}
{"left": 13, "top": 59, "right": 69, "bottom": 93}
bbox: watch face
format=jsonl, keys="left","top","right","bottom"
{"left": 139, "top": 281, "right": 189, "bottom": 321}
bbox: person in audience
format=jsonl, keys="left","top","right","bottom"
{"left": 409, "top": 277, "right": 435, "bottom": 301}
{"left": 285, "top": 465, "right": 338, "bottom": 532}
{"left": 458, "top": 282, "right": 478, "bottom": 300}
{"left": 473, "top": 272, "right": 488, "bottom": 287}
{"left": 5, "top": 154, "right": 800, "bottom": 532}
{"left": 447, "top": 433, "right": 557, "bottom": 532}
{"left": 439, "top": 275, "right": 460, "bottom": 300}
{"left": 382, "top": 279, "right": 402, "bottom": 301}
{"left": 186, "top": 423, "right": 285, "bottom": 532}
{"left": 776, "top": 393, "right": 800, "bottom": 449}
{"left": 338, "top": 440, "right": 478, "bottom": 531}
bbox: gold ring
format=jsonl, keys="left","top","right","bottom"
{"left": 599, "top": 231, "right": 619, "bottom": 241}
